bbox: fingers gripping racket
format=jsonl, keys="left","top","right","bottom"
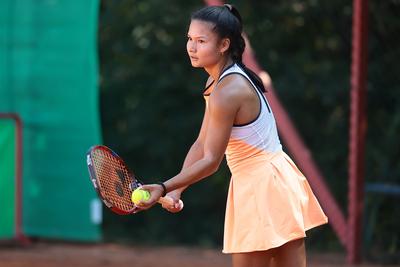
{"left": 86, "top": 145, "right": 183, "bottom": 215}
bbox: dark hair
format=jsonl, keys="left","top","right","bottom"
{"left": 191, "top": 4, "right": 266, "bottom": 92}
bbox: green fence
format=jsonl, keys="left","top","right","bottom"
{"left": 0, "top": 0, "right": 102, "bottom": 241}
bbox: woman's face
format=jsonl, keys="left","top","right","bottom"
{"left": 186, "top": 19, "right": 224, "bottom": 68}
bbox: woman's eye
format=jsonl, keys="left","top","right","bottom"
{"left": 198, "top": 40, "right": 205, "bottom": 43}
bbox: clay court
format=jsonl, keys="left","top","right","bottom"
{"left": 0, "top": 241, "right": 398, "bottom": 267}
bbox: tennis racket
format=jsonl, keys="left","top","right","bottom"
{"left": 86, "top": 145, "right": 183, "bottom": 215}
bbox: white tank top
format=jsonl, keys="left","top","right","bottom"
{"left": 216, "top": 63, "right": 282, "bottom": 165}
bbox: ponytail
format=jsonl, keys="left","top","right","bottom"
{"left": 226, "top": 5, "right": 266, "bottom": 93}
{"left": 237, "top": 63, "right": 266, "bottom": 93}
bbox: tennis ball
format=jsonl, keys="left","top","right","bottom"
{"left": 131, "top": 189, "right": 150, "bottom": 205}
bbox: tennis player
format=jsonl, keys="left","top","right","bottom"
{"left": 141, "top": 4, "right": 328, "bottom": 267}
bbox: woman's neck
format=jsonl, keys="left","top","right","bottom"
{"left": 205, "top": 58, "right": 234, "bottom": 81}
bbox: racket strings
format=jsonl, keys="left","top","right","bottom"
{"left": 92, "top": 149, "right": 135, "bottom": 212}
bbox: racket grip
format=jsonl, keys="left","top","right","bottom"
{"left": 158, "top": 196, "right": 184, "bottom": 210}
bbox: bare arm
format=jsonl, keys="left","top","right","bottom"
{"left": 167, "top": 76, "right": 214, "bottom": 197}
{"left": 159, "top": 99, "right": 210, "bottom": 212}
{"left": 141, "top": 78, "right": 241, "bottom": 206}
{"left": 158, "top": 141, "right": 203, "bottom": 212}
{"left": 167, "top": 105, "right": 209, "bottom": 196}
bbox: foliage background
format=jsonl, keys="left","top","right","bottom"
{"left": 98, "top": 0, "right": 400, "bottom": 263}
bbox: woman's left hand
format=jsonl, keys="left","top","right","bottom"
{"left": 137, "top": 184, "right": 164, "bottom": 210}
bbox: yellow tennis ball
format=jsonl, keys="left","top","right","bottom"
{"left": 131, "top": 189, "right": 150, "bottom": 205}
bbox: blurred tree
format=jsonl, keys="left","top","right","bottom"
{"left": 362, "top": 0, "right": 400, "bottom": 263}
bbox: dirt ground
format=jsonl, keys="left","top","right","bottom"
{"left": 0, "top": 241, "right": 398, "bottom": 267}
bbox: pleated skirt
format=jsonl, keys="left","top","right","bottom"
{"left": 223, "top": 150, "right": 328, "bottom": 253}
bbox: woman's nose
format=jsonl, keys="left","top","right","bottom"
{"left": 188, "top": 41, "right": 196, "bottom": 52}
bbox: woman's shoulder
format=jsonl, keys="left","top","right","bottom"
{"left": 217, "top": 72, "right": 253, "bottom": 94}
{"left": 210, "top": 73, "right": 252, "bottom": 104}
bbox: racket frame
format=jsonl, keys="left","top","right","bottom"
{"left": 86, "top": 145, "right": 183, "bottom": 215}
{"left": 86, "top": 145, "right": 140, "bottom": 215}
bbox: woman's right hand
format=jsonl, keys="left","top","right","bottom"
{"left": 162, "top": 190, "right": 184, "bottom": 213}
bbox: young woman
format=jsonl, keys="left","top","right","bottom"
{"left": 140, "top": 4, "right": 328, "bottom": 267}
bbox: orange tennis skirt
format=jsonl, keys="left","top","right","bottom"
{"left": 223, "top": 150, "right": 328, "bottom": 253}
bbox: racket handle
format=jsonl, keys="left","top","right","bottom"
{"left": 158, "top": 196, "right": 184, "bottom": 210}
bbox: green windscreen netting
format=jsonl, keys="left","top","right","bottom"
{"left": 0, "top": 120, "right": 16, "bottom": 239}
{"left": 0, "top": 0, "right": 102, "bottom": 241}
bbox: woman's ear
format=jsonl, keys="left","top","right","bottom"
{"left": 219, "top": 38, "right": 230, "bottom": 54}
